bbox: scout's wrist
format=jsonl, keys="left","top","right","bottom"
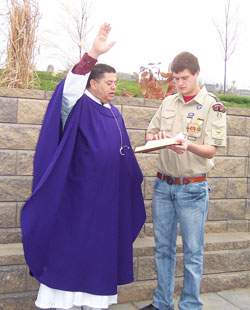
{"left": 186, "top": 139, "right": 192, "bottom": 151}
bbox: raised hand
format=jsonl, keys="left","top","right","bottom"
{"left": 88, "top": 23, "right": 116, "bottom": 59}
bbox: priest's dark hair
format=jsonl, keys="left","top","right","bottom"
{"left": 171, "top": 51, "right": 200, "bottom": 75}
{"left": 86, "top": 64, "right": 116, "bottom": 89}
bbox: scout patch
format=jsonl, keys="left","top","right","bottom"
{"left": 188, "top": 124, "right": 197, "bottom": 134}
{"left": 197, "top": 118, "right": 204, "bottom": 125}
{"left": 215, "top": 127, "right": 223, "bottom": 137}
{"left": 188, "top": 112, "right": 194, "bottom": 117}
{"left": 197, "top": 104, "right": 202, "bottom": 110}
{"left": 214, "top": 139, "right": 222, "bottom": 146}
{"left": 186, "top": 122, "right": 202, "bottom": 137}
{"left": 212, "top": 125, "right": 225, "bottom": 140}
{"left": 186, "top": 117, "right": 192, "bottom": 124}
{"left": 212, "top": 104, "right": 226, "bottom": 113}
{"left": 187, "top": 136, "right": 196, "bottom": 141}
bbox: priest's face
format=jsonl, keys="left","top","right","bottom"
{"left": 90, "top": 73, "right": 117, "bottom": 103}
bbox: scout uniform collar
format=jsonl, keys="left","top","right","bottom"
{"left": 177, "top": 86, "right": 208, "bottom": 106}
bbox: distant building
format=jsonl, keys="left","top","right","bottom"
{"left": 204, "top": 83, "right": 216, "bottom": 94}
{"left": 117, "top": 72, "right": 136, "bottom": 81}
{"left": 236, "top": 89, "right": 250, "bottom": 97}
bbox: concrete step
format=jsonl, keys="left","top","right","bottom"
{"left": 0, "top": 221, "right": 249, "bottom": 244}
{"left": 0, "top": 291, "right": 37, "bottom": 310}
{"left": 0, "top": 228, "right": 22, "bottom": 244}
{"left": 0, "top": 232, "right": 249, "bottom": 307}
{"left": 0, "top": 243, "right": 39, "bottom": 297}
{"left": 1, "top": 271, "right": 250, "bottom": 309}
{"left": 134, "top": 232, "right": 250, "bottom": 254}
{"left": 118, "top": 271, "right": 250, "bottom": 303}
{"left": 0, "top": 243, "right": 24, "bottom": 265}
{"left": 115, "top": 288, "right": 250, "bottom": 310}
{"left": 143, "top": 220, "right": 250, "bottom": 237}
{"left": 133, "top": 232, "right": 250, "bottom": 282}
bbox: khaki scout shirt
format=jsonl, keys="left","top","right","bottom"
{"left": 147, "top": 86, "right": 227, "bottom": 177}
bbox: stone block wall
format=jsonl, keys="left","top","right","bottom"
{"left": 0, "top": 88, "right": 249, "bottom": 242}
{"left": 0, "top": 88, "right": 52, "bottom": 244}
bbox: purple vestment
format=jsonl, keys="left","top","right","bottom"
{"left": 21, "top": 80, "right": 146, "bottom": 295}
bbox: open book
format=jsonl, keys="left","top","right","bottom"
{"left": 134, "top": 133, "right": 184, "bottom": 153}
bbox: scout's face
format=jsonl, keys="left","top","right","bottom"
{"left": 90, "top": 73, "right": 117, "bottom": 103}
{"left": 173, "top": 69, "right": 200, "bottom": 96}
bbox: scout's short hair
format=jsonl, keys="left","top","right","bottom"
{"left": 171, "top": 52, "right": 200, "bottom": 75}
{"left": 86, "top": 64, "right": 116, "bottom": 88}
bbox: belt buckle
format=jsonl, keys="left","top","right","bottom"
{"left": 166, "top": 176, "right": 174, "bottom": 185}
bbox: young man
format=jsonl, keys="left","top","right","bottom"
{"left": 141, "top": 52, "right": 226, "bottom": 310}
{"left": 21, "top": 24, "right": 146, "bottom": 310}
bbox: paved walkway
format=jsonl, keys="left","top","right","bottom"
{"left": 110, "top": 288, "right": 250, "bottom": 310}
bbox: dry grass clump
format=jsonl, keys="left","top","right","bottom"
{"left": 3, "top": 0, "right": 39, "bottom": 89}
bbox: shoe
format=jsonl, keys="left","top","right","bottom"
{"left": 140, "top": 304, "right": 160, "bottom": 310}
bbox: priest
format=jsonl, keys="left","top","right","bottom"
{"left": 21, "top": 23, "right": 146, "bottom": 310}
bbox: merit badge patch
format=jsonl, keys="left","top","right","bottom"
{"left": 215, "top": 128, "right": 223, "bottom": 137}
{"left": 188, "top": 125, "right": 197, "bottom": 134}
{"left": 197, "top": 118, "right": 204, "bottom": 125}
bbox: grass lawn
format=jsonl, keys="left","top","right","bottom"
{"left": 1, "top": 70, "right": 250, "bottom": 108}
{"left": 35, "top": 71, "right": 66, "bottom": 91}
{"left": 36, "top": 71, "right": 144, "bottom": 97}
{"left": 222, "top": 101, "right": 250, "bottom": 108}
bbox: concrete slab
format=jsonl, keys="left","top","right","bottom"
{"left": 133, "top": 300, "right": 152, "bottom": 309}
{"left": 133, "top": 298, "right": 179, "bottom": 310}
{"left": 218, "top": 288, "right": 250, "bottom": 310}
{"left": 201, "top": 293, "right": 239, "bottom": 310}
{"left": 110, "top": 302, "right": 138, "bottom": 310}
{"left": 115, "top": 291, "right": 250, "bottom": 310}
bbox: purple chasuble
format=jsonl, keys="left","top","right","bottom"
{"left": 21, "top": 80, "right": 146, "bottom": 295}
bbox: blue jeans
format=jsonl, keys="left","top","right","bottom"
{"left": 152, "top": 176, "right": 209, "bottom": 310}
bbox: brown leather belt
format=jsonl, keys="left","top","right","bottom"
{"left": 157, "top": 172, "right": 206, "bottom": 185}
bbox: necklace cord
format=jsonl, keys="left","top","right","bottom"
{"left": 110, "top": 108, "right": 130, "bottom": 155}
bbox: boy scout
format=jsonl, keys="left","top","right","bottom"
{"left": 141, "top": 52, "right": 226, "bottom": 310}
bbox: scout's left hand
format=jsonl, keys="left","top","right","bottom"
{"left": 167, "top": 138, "right": 189, "bottom": 155}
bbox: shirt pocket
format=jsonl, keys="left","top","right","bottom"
{"left": 161, "top": 111, "right": 176, "bottom": 131}
{"left": 185, "top": 121, "right": 203, "bottom": 138}
{"left": 211, "top": 122, "right": 226, "bottom": 139}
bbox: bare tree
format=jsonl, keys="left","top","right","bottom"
{"left": 57, "top": 0, "right": 93, "bottom": 70}
{"left": 213, "top": 0, "right": 240, "bottom": 94}
{"left": 2, "top": 0, "right": 40, "bottom": 88}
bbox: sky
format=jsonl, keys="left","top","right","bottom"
{"left": 2, "top": 0, "right": 250, "bottom": 89}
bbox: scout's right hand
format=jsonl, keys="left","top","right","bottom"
{"left": 146, "top": 131, "right": 171, "bottom": 141}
